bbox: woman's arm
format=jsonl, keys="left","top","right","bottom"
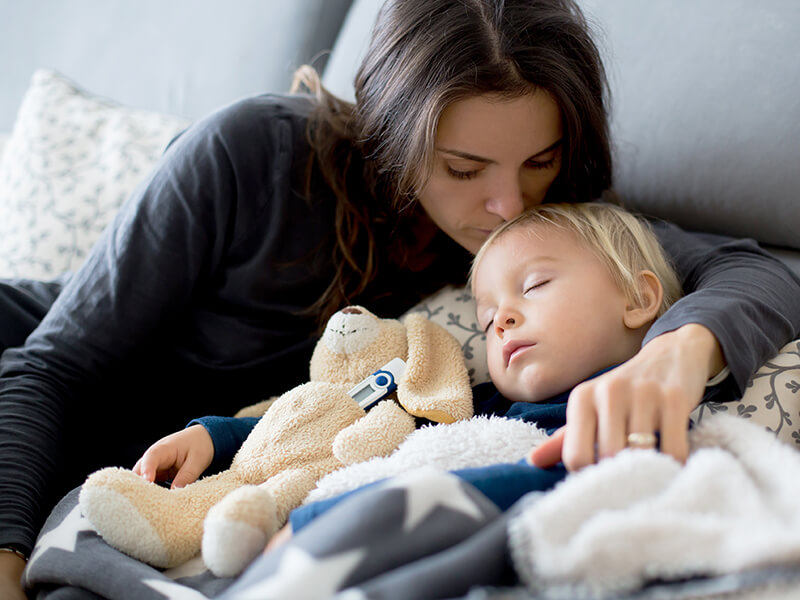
{"left": 0, "top": 96, "right": 316, "bottom": 555}
{"left": 645, "top": 220, "right": 800, "bottom": 393}
{"left": 0, "top": 551, "right": 26, "bottom": 600}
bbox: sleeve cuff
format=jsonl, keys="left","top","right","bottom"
{"left": 706, "top": 365, "right": 731, "bottom": 387}
{"left": 0, "top": 545, "right": 28, "bottom": 562}
{"left": 186, "top": 416, "right": 259, "bottom": 475}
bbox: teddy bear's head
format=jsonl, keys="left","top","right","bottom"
{"left": 309, "top": 306, "right": 473, "bottom": 424}
{"left": 310, "top": 306, "right": 408, "bottom": 385}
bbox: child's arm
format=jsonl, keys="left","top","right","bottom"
{"left": 132, "top": 416, "right": 258, "bottom": 488}
{"left": 132, "top": 425, "right": 215, "bottom": 489}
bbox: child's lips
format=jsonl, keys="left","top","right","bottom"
{"left": 503, "top": 341, "right": 536, "bottom": 367}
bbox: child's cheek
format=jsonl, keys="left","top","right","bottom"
{"left": 486, "top": 342, "right": 505, "bottom": 382}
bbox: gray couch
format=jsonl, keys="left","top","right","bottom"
{"left": 0, "top": 0, "right": 352, "bottom": 130}
{"left": 1, "top": 0, "right": 797, "bottom": 275}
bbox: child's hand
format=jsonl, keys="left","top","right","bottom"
{"left": 133, "top": 424, "right": 214, "bottom": 489}
{"left": 530, "top": 324, "right": 722, "bottom": 471}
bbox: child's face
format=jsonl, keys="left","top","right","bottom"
{"left": 472, "top": 226, "right": 644, "bottom": 403}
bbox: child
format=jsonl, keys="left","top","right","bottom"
{"left": 469, "top": 201, "right": 687, "bottom": 466}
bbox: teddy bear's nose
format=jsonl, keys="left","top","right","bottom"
{"left": 341, "top": 307, "right": 362, "bottom": 315}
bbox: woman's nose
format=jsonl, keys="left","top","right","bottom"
{"left": 484, "top": 177, "right": 524, "bottom": 221}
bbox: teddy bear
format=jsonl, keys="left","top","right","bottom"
{"left": 78, "top": 305, "right": 473, "bottom": 577}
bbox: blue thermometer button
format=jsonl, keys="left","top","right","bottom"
{"left": 349, "top": 358, "right": 407, "bottom": 411}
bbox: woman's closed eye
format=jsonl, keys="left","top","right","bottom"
{"left": 448, "top": 158, "right": 555, "bottom": 180}
{"left": 447, "top": 165, "right": 482, "bottom": 180}
{"left": 525, "top": 156, "right": 558, "bottom": 171}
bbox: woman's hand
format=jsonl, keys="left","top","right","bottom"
{"left": 530, "top": 324, "right": 724, "bottom": 471}
{"left": 0, "top": 552, "right": 27, "bottom": 600}
{"left": 133, "top": 424, "right": 214, "bottom": 489}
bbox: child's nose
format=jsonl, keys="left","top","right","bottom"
{"left": 493, "top": 309, "right": 520, "bottom": 335}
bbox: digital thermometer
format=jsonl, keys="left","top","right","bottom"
{"left": 348, "top": 357, "right": 407, "bottom": 410}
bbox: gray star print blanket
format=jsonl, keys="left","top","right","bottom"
{"left": 22, "top": 413, "right": 800, "bottom": 600}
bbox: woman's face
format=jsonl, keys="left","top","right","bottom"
{"left": 416, "top": 92, "right": 563, "bottom": 254}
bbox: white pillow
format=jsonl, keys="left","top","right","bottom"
{"left": 406, "top": 286, "right": 800, "bottom": 448}
{"left": 0, "top": 69, "right": 189, "bottom": 280}
{"left": 0, "top": 133, "right": 9, "bottom": 164}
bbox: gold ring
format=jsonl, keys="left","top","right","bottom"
{"left": 626, "top": 432, "right": 657, "bottom": 448}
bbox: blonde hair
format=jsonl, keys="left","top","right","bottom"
{"left": 470, "top": 203, "right": 683, "bottom": 317}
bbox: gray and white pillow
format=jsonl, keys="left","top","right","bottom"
{"left": 0, "top": 133, "right": 9, "bottom": 164}
{"left": 409, "top": 285, "right": 490, "bottom": 387}
{"left": 407, "top": 286, "right": 800, "bottom": 448}
{"left": 0, "top": 69, "right": 189, "bottom": 279}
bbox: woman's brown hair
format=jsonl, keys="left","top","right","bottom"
{"left": 295, "top": 0, "right": 613, "bottom": 325}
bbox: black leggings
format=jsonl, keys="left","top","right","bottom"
{"left": 0, "top": 277, "right": 179, "bottom": 550}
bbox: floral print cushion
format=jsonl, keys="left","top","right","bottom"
{"left": 0, "top": 69, "right": 189, "bottom": 279}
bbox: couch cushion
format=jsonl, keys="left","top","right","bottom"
{"left": 0, "top": 69, "right": 189, "bottom": 279}
{"left": 322, "top": 0, "right": 382, "bottom": 102}
{"left": 579, "top": 0, "right": 799, "bottom": 251}
{"left": 0, "top": 0, "right": 352, "bottom": 131}
{"left": 0, "top": 132, "right": 8, "bottom": 164}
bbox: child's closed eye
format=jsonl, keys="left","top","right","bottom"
{"left": 478, "top": 310, "right": 496, "bottom": 334}
{"left": 523, "top": 279, "right": 551, "bottom": 295}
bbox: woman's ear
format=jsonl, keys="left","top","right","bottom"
{"left": 623, "top": 270, "right": 664, "bottom": 330}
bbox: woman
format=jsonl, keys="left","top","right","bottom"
{"left": 1, "top": 0, "right": 798, "bottom": 596}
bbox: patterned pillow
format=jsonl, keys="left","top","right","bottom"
{"left": 407, "top": 286, "right": 800, "bottom": 448}
{"left": 0, "top": 133, "right": 9, "bottom": 163}
{"left": 0, "top": 69, "right": 189, "bottom": 280}
{"left": 409, "top": 286, "right": 490, "bottom": 387}
{"left": 693, "top": 339, "right": 800, "bottom": 447}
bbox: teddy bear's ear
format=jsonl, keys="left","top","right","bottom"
{"left": 396, "top": 313, "right": 473, "bottom": 423}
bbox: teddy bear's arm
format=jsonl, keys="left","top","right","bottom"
{"left": 332, "top": 399, "right": 416, "bottom": 465}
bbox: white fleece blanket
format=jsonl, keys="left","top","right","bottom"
{"left": 305, "top": 414, "right": 549, "bottom": 503}
{"left": 508, "top": 413, "right": 800, "bottom": 598}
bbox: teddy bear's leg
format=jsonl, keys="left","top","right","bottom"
{"left": 202, "top": 468, "right": 317, "bottom": 577}
{"left": 333, "top": 399, "right": 417, "bottom": 465}
{"left": 79, "top": 466, "right": 247, "bottom": 568}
